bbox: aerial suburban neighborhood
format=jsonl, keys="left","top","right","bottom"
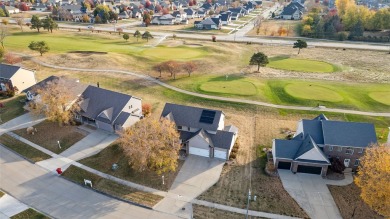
{"left": 0, "top": 0, "right": 389, "bottom": 218}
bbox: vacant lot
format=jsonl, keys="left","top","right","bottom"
{"left": 10, "top": 208, "right": 49, "bottom": 219}
{"left": 79, "top": 142, "right": 184, "bottom": 191}
{"left": 13, "top": 120, "right": 87, "bottom": 154}
{"left": 0, "top": 96, "right": 26, "bottom": 124}
{"left": 247, "top": 20, "right": 299, "bottom": 37}
{"left": 62, "top": 165, "right": 163, "bottom": 208}
{"left": 0, "top": 134, "right": 51, "bottom": 162}
{"left": 328, "top": 183, "right": 383, "bottom": 219}
{"left": 193, "top": 204, "right": 264, "bottom": 219}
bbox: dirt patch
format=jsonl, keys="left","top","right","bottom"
{"left": 68, "top": 51, "right": 108, "bottom": 56}
{"left": 328, "top": 183, "right": 384, "bottom": 219}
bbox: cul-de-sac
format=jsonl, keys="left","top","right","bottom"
{"left": 0, "top": 0, "right": 389, "bottom": 218}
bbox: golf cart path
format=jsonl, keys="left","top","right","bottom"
{"left": 30, "top": 58, "right": 390, "bottom": 117}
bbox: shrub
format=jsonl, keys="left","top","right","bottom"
{"left": 229, "top": 153, "right": 236, "bottom": 160}
{"left": 337, "top": 32, "right": 348, "bottom": 41}
{"left": 142, "top": 103, "right": 152, "bottom": 117}
{"left": 329, "top": 157, "right": 345, "bottom": 173}
{"left": 211, "top": 35, "right": 216, "bottom": 42}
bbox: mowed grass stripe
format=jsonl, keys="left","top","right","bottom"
{"left": 268, "top": 57, "right": 337, "bottom": 73}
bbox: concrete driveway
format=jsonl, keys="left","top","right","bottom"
{"left": 278, "top": 170, "right": 342, "bottom": 219}
{"left": 154, "top": 155, "right": 225, "bottom": 218}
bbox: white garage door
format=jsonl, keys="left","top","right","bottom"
{"left": 214, "top": 150, "right": 227, "bottom": 160}
{"left": 189, "top": 147, "right": 209, "bottom": 157}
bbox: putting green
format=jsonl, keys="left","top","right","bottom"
{"left": 199, "top": 81, "right": 257, "bottom": 96}
{"left": 268, "top": 58, "right": 336, "bottom": 73}
{"left": 284, "top": 83, "right": 344, "bottom": 102}
{"left": 369, "top": 92, "right": 390, "bottom": 105}
{"left": 141, "top": 47, "right": 205, "bottom": 60}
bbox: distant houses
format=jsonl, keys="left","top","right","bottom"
{"left": 279, "top": 2, "right": 305, "bottom": 20}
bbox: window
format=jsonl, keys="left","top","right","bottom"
{"left": 177, "top": 126, "right": 182, "bottom": 130}
{"left": 187, "top": 127, "right": 190, "bottom": 131}
{"left": 344, "top": 159, "right": 350, "bottom": 167}
{"left": 346, "top": 148, "right": 354, "bottom": 155}
{"left": 354, "top": 159, "right": 360, "bottom": 166}
{"left": 358, "top": 148, "right": 364, "bottom": 153}
{"left": 328, "top": 146, "right": 333, "bottom": 151}
{"left": 337, "top": 146, "right": 342, "bottom": 152}
{"left": 129, "top": 105, "right": 133, "bottom": 109}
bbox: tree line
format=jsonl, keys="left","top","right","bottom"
{"left": 297, "top": 1, "right": 390, "bottom": 41}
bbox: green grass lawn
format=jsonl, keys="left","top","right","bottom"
{"left": 284, "top": 83, "right": 344, "bottom": 102}
{"left": 0, "top": 190, "right": 4, "bottom": 198}
{"left": 368, "top": 91, "right": 390, "bottom": 106}
{"left": 79, "top": 142, "right": 184, "bottom": 191}
{"left": 10, "top": 208, "right": 49, "bottom": 219}
{"left": 268, "top": 56, "right": 338, "bottom": 73}
{"left": 62, "top": 165, "right": 163, "bottom": 208}
{"left": 0, "top": 134, "right": 51, "bottom": 162}
{"left": 0, "top": 95, "right": 27, "bottom": 124}
{"left": 13, "top": 120, "right": 87, "bottom": 154}
{"left": 6, "top": 30, "right": 208, "bottom": 61}
{"left": 167, "top": 75, "right": 390, "bottom": 112}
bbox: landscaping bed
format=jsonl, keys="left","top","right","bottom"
{"left": 0, "top": 134, "right": 51, "bottom": 163}
{"left": 10, "top": 208, "right": 49, "bottom": 219}
{"left": 62, "top": 165, "right": 163, "bottom": 208}
{"left": 0, "top": 96, "right": 27, "bottom": 124}
{"left": 192, "top": 204, "right": 264, "bottom": 219}
{"left": 13, "top": 120, "right": 87, "bottom": 154}
{"left": 328, "top": 183, "right": 383, "bottom": 219}
{"left": 79, "top": 142, "right": 184, "bottom": 191}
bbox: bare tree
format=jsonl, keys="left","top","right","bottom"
{"left": 119, "top": 118, "right": 181, "bottom": 174}
{"left": 15, "top": 15, "right": 26, "bottom": 32}
{"left": 182, "top": 61, "right": 197, "bottom": 77}
{"left": 29, "top": 79, "right": 81, "bottom": 126}
{"left": 162, "top": 60, "right": 180, "bottom": 79}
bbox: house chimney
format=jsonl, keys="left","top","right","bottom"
{"left": 97, "top": 82, "right": 100, "bottom": 87}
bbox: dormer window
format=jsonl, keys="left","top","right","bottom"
{"left": 346, "top": 148, "right": 354, "bottom": 155}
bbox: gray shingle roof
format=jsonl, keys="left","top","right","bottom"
{"left": 322, "top": 120, "right": 377, "bottom": 147}
{"left": 114, "top": 112, "right": 131, "bottom": 126}
{"left": 301, "top": 119, "right": 324, "bottom": 144}
{"left": 80, "top": 86, "right": 131, "bottom": 125}
{"left": 161, "top": 103, "right": 223, "bottom": 132}
{"left": 280, "top": 5, "right": 300, "bottom": 16}
{"left": 273, "top": 139, "right": 302, "bottom": 159}
{"left": 0, "top": 64, "right": 21, "bottom": 79}
{"left": 210, "top": 130, "right": 235, "bottom": 150}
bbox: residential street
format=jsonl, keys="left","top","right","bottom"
{"left": 0, "top": 146, "right": 179, "bottom": 219}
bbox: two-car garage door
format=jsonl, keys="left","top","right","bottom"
{"left": 297, "top": 165, "right": 322, "bottom": 175}
{"left": 189, "top": 147, "right": 209, "bottom": 157}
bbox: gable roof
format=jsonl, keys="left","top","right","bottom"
{"left": 280, "top": 5, "right": 300, "bottom": 16}
{"left": 322, "top": 120, "right": 377, "bottom": 147}
{"left": 80, "top": 86, "right": 132, "bottom": 124}
{"left": 273, "top": 139, "right": 302, "bottom": 159}
{"left": 301, "top": 119, "right": 324, "bottom": 144}
{"left": 161, "top": 103, "right": 223, "bottom": 132}
{"left": 0, "top": 64, "right": 23, "bottom": 79}
{"left": 184, "top": 8, "right": 196, "bottom": 15}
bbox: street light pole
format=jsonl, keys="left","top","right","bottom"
{"left": 245, "top": 189, "right": 251, "bottom": 219}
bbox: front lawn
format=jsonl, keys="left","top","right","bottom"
{"left": 0, "top": 96, "right": 26, "bottom": 124}
{"left": 79, "top": 142, "right": 184, "bottom": 191}
{"left": 0, "top": 134, "right": 51, "bottom": 162}
{"left": 10, "top": 208, "right": 49, "bottom": 219}
{"left": 62, "top": 165, "right": 163, "bottom": 208}
{"left": 328, "top": 183, "right": 383, "bottom": 219}
{"left": 13, "top": 120, "right": 87, "bottom": 154}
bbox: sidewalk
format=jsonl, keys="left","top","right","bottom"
{"left": 0, "top": 194, "right": 29, "bottom": 218}
{"left": 0, "top": 113, "right": 45, "bottom": 135}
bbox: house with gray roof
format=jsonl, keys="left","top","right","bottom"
{"left": 272, "top": 114, "right": 377, "bottom": 176}
{"left": 280, "top": 2, "right": 304, "bottom": 20}
{"left": 77, "top": 86, "right": 142, "bottom": 133}
{"left": 151, "top": 14, "right": 176, "bottom": 25}
{"left": 194, "top": 17, "right": 221, "bottom": 30}
{"left": 161, "top": 103, "right": 238, "bottom": 160}
{"left": 0, "top": 64, "right": 36, "bottom": 94}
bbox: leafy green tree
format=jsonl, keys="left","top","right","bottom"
{"left": 93, "top": 5, "right": 110, "bottom": 23}
{"left": 28, "top": 41, "right": 49, "bottom": 56}
{"left": 249, "top": 52, "right": 269, "bottom": 72}
{"left": 142, "top": 31, "right": 153, "bottom": 42}
{"left": 30, "top": 15, "right": 42, "bottom": 33}
{"left": 123, "top": 33, "right": 129, "bottom": 41}
{"left": 348, "top": 19, "right": 364, "bottom": 39}
{"left": 293, "top": 39, "right": 307, "bottom": 54}
{"left": 133, "top": 30, "right": 141, "bottom": 41}
{"left": 0, "top": 8, "right": 5, "bottom": 17}
{"left": 143, "top": 12, "right": 151, "bottom": 27}
{"left": 42, "top": 17, "right": 58, "bottom": 33}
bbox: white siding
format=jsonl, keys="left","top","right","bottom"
{"left": 296, "top": 148, "right": 328, "bottom": 162}
{"left": 122, "top": 97, "right": 142, "bottom": 116}
{"left": 272, "top": 140, "right": 276, "bottom": 164}
{"left": 217, "top": 114, "right": 225, "bottom": 130}
{"left": 188, "top": 135, "right": 210, "bottom": 150}
{"left": 121, "top": 115, "right": 140, "bottom": 129}
{"left": 294, "top": 120, "right": 303, "bottom": 137}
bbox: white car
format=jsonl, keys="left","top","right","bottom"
{"left": 87, "top": 25, "right": 94, "bottom": 29}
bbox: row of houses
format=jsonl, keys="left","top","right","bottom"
{"left": 0, "top": 64, "right": 380, "bottom": 173}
